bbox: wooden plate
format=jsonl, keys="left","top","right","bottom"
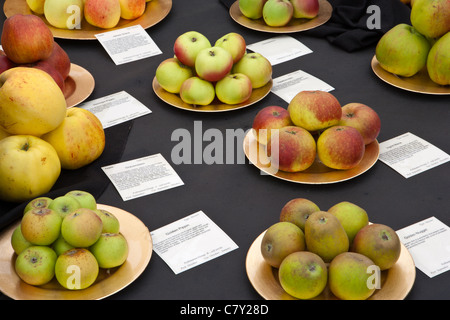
{"left": 64, "top": 63, "right": 95, "bottom": 108}
{"left": 0, "top": 204, "right": 152, "bottom": 300}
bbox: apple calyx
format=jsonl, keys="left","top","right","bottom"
{"left": 319, "top": 217, "right": 327, "bottom": 224}
{"left": 308, "top": 264, "right": 317, "bottom": 272}
{"left": 21, "top": 142, "right": 30, "bottom": 152}
{"left": 34, "top": 208, "right": 52, "bottom": 216}
{"left": 381, "top": 231, "right": 390, "bottom": 241}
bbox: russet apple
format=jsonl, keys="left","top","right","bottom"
{"left": 15, "top": 246, "right": 57, "bottom": 286}
{"left": 179, "top": 76, "right": 216, "bottom": 106}
{"left": 0, "top": 135, "right": 61, "bottom": 203}
{"left": 231, "top": 52, "right": 272, "bottom": 89}
{"left": 252, "top": 105, "right": 293, "bottom": 145}
{"left": 267, "top": 126, "right": 316, "bottom": 172}
{"left": 195, "top": 46, "right": 234, "bottom": 82}
{"left": 427, "top": 31, "right": 450, "bottom": 85}
{"left": 48, "top": 195, "right": 82, "bottom": 218}
{"left": 41, "top": 41, "right": 71, "bottom": 80}
{"left": 26, "top": 0, "right": 46, "bottom": 14}
{"left": 173, "top": 31, "right": 212, "bottom": 67}
{"left": 41, "top": 107, "right": 105, "bottom": 170}
{"left": 290, "top": 0, "right": 319, "bottom": 19}
{"left": 84, "top": 0, "right": 121, "bottom": 29}
{"left": 24, "top": 197, "right": 53, "bottom": 214}
{"left": 239, "top": 0, "right": 268, "bottom": 19}
{"left": 215, "top": 73, "right": 253, "bottom": 105}
{"left": 21, "top": 208, "right": 62, "bottom": 246}
{"left": 1, "top": 14, "right": 54, "bottom": 64}
{"left": 65, "top": 190, "right": 97, "bottom": 210}
{"left": 287, "top": 90, "right": 342, "bottom": 132}
{"left": 316, "top": 126, "right": 365, "bottom": 170}
{"left": 61, "top": 208, "right": 103, "bottom": 247}
{"left": 155, "top": 57, "right": 194, "bottom": 94}
{"left": 262, "top": 0, "right": 294, "bottom": 27}
{"left": 44, "top": 0, "right": 84, "bottom": 29}
{"left": 410, "top": 0, "right": 450, "bottom": 39}
{"left": 280, "top": 198, "right": 320, "bottom": 231}
{"left": 118, "top": 0, "right": 146, "bottom": 20}
{"left": 339, "top": 103, "right": 381, "bottom": 145}
{"left": 89, "top": 233, "right": 129, "bottom": 268}
{"left": 328, "top": 201, "right": 369, "bottom": 243}
{"left": 214, "top": 32, "right": 247, "bottom": 64}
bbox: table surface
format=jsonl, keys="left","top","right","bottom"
{"left": 1, "top": 0, "right": 449, "bottom": 301}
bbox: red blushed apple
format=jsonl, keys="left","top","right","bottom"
{"left": 317, "top": 126, "right": 365, "bottom": 170}
{"left": 267, "top": 126, "right": 316, "bottom": 173}
{"left": 41, "top": 41, "right": 71, "bottom": 80}
{"left": 195, "top": 46, "right": 234, "bottom": 82}
{"left": 0, "top": 50, "right": 16, "bottom": 74}
{"left": 339, "top": 103, "right": 381, "bottom": 145}
{"left": 252, "top": 105, "right": 293, "bottom": 145}
{"left": 173, "top": 31, "right": 212, "bottom": 67}
{"left": 291, "top": 0, "right": 319, "bottom": 19}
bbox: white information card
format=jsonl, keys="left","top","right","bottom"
{"left": 95, "top": 25, "right": 162, "bottom": 65}
{"left": 379, "top": 132, "right": 450, "bottom": 178}
{"left": 151, "top": 211, "right": 239, "bottom": 274}
{"left": 397, "top": 217, "right": 450, "bottom": 278}
{"left": 102, "top": 153, "right": 184, "bottom": 201}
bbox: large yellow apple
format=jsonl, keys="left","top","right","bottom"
{"left": 44, "top": 0, "right": 85, "bottom": 30}
{"left": 0, "top": 135, "right": 61, "bottom": 203}
{"left": 0, "top": 67, "right": 67, "bottom": 136}
{"left": 119, "top": 0, "right": 146, "bottom": 20}
{"left": 41, "top": 107, "right": 105, "bottom": 170}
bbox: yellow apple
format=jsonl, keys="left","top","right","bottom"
{"left": 0, "top": 67, "right": 67, "bottom": 136}
{"left": 119, "top": 0, "right": 146, "bottom": 20}
{"left": 41, "top": 107, "right": 105, "bottom": 170}
{"left": 0, "top": 135, "right": 61, "bottom": 202}
{"left": 44, "top": 0, "right": 85, "bottom": 30}
{"left": 26, "top": 0, "right": 46, "bottom": 14}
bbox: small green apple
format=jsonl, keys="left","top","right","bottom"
{"left": 48, "top": 195, "right": 82, "bottom": 219}
{"left": 15, "top": 246, "right": 57, "bottom": 286}
{"left": 262, "top": 0, "right": 294, "bottom": 27}
{"left": 173, "top": 31, "right": 212, "bottom": 67}
{"left": 90, "top": 233, "right": 129, "bottom": 269}
{"left": 52, "top": 234, "right": 75, "bottom": 256}
{"left": 23, "top": 197, "right": 53, "bottom": 215}
{"left": 232, "top": 52, "right": 272, "bottom": 89}
{"left": 239, "top": 0, "right": 268, "bottom": 19}
{"left": 21, "top": 208, "right": 62, "bottom": 246}
{"left": 155, "top": 57, "right": 194, "bottom": 94}
{"left": 214, "top": 32, "right": 247, "bottom": 64}
{"left": 427, "top": 32, "right": 450, "bottom": 85}
{"left": 179, "top": 76, "right": 216, "bottom": 106}
{"left": 93, "top": 209, "right": 120, "bottom": 234}
{"left": 328, "top": 201, "right": 369, "bottom": 243}
{"left": 215, "top": 73, "right": 253, "bottom": 105}
{"left": 279, "top": 198, "right": 320, "bottom": 231}
{"left": 61, "top": 208, "right": 103, "bottom": 247}
{"left": 10, "top": 224, "right": 33, "bottom": 255}
{"left": 65, "top": 190, "right": 97, "bottom": 210}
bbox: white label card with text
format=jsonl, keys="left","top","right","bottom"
{"left": 151, "top": 211, "right": 239, "bottom": 274}
{"left": 378, "top": 132, "right": 450, "bottom": 178}
{"left": 102, "top": 153, "right": 184, "bottom": 201}
{"left": 79, "top": 91, "right": 151, "bottom": 129}
{"left": 95, "top": 25, "right": 162, "bottom": 65}
{"left": 396, "top": 217, "right": 450, "bottom": 278}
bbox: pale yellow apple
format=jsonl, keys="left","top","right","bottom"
{"left": 0, "top": 67, "right": 67, "bottom": 136}
{"left": 44, "top": 0, "right": 84, "bottom": 30}
{"left": 41, "top": 107, "right": 105, "bottom": 170}
{"left": 26, "top": 0, "right": 46, "bottom": 14}
{"left": 84, "top": 0, "right": 121, "bottom": 29}
{"left": 119, "top": 0, "right": 146, "bottom": 20}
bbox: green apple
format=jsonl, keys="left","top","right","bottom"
{"left": 155, "top": 57, "right": 194, "bottom": 94}
{"left": 328, "top": 201, "right": 369, "bottom": 243}
{"left": 279, "top": 198, "right": 320, "bottom": 231}
{"left": 375, "top": 24, "right": 431, "bottom": 77}
{"left": 239, "top": 0, "right": 268, "bottom": 19}
{"left": 65, "top": 190, "right": 97, "bottom": 210}
{"left": 15, "top": 246, "right": 57, "bottom": 286}
{"left": 21, "top": 208, "right": 62, "bottom": 246}
{"left": 61, "top": 208, "right": 103, "bottom": 247}
{"left": 262, "top": 0, "right": 294, "bottom": 27}
{"left": 44, "top": 0, "right": 84, "bottom": 29}
{"left": 48, "top": 195, "right": 82, "bottom": 219}
{"left": 427, "top": 32, "right": 450, "bottom": 85}
{"left": 10, "top": 224, "right": 33, "bottom": 255}
{"left": 231, "top": 52, "right": 272, "bottom": 89}
{"left": 54, "top": 248, "right": 99, "bottom": 290}
{"left": 52, "top": 234, "right": 75, "bottom": 256}
{"left": 410, "top": 0, "right": 450, "bottom": 39}
{"left": 179, "top": 76, "right": 216, "bottom": 106}
{"left": 215, "top": 73, "right": 253, "bottom": 105}
{"left": 173, "top": 31, "right": 212, "bottom": 67}
{"left": 214, "top": 32, "right": 247, "bottom": 64}
{"left": 93, "top": 209, "right": 120, "bottom": 234}
{"left": 23, "top": 197, "right": 53, "bottom": 215}
{"left": 90, "top": 233, "right": 129, "bottom": 269}
{"left": 195, "top": 46, "right": 234, "bottom": 82}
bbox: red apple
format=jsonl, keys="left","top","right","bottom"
{"left": 1, "top": 14, "right": 54, "bottom": 64}
{"left": 195, "top": 46, "right": 234, "bottom": 82}
{"left": 0, "top": 50, "right": 16, "bottom": 74}
{"left": 339, "top": 103, "right": 381, "bottom": 145}
{"left": 252, "top": 105, "right": 293, "bottom": 145}
{"left": 290, "top": 0, "right": 319, "bottom": 19}
{"left": 41, "top": 41, "right": 71, "bottom": 80}
{"left": 317, "top": 125, "right": 365, "bottom": 170}
{"left": 173, "top": 31, "right": 212, "bottom": 67}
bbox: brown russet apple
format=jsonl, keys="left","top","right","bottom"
{"left": 252, "top": 105, "right": 293, "bottom": 145}
{"left": 317, "top": 126, "right": 365, "bottom": 170}
{"left": 1, "top": 14, "right": 54, "bottom": 64}
{"left": 41, "top": 41, "right": 71, "bottom": 80}
{"left": 279, "top": 198, "right": 320, "bottom": 231}
{"left": 339, "top": 103, "right": 381, "bottom": 145}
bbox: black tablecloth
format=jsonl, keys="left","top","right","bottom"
{"left": 1, "top": 0, "right": 449, "bottom": 303}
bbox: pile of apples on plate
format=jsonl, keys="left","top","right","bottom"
{"left": 27, "top": 0, "right": 150, "bottom": 30}
{"left": 251, "top": 90, "right": 381, "bottom": 173}
{"left": 155, "top": 30, "right": 273, "bottom": 106}
{"left": 0, "top": 14, "right": 105, "bottom": 204}
{"left": 375, "top": 0, "right": 449, "bottom": 85}
{"left": 239, "top": 0, "right": 320, "bottom": 27}
{"left": 261, "top": 197, "right": 401, "bottom": 300}
{"left": 10, "top": 190, "right": 128, "bottom": 290}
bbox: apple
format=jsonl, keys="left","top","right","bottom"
{"left": 316, "top": 126, "right": 365, "bottom": 170}
{"left": 41, "top": 107, "right": 105, "bottom": 170}
{"left": 21, "top": 208, "right": 62, "bottom": 245}
{"left": 328, "top": 201, "right": 369, "bottom": 243}
{"left": 61, "top": 208, "right": 103, "bottom": 247}
{"left": 0, "top": 127, "right": 10, "bottom": 141}
{"left": 26, "top": 0, "right": 46, "bottom": 14}
{"left": 10, "top": 224, "right": 33, "bottom": 255}
{"left": 287, "top": 90, "right": 342, "bottom": 132}
{"left": 54, "top": 248, "right": 99, "bottom": 290}
{"left": 1, "top": 14, "right": 54, "bottom": 64}
{"left": 339, "top": 103, "right": 381, "bottom": 145}
{"left": 52, "top": 234, "right": 75, "bottom": 256}
{"left": 410, "top": 0, "right": 450, "bottom": 39}
{"left": 179, "top": 76, "right": 216, "bottom": 106}
{"left": 195, "top": 46, "right": 234, "bottom": 82}
{"left": 41, "top": 41, "right": 71, "bottom": 80}
{"left": 65, "top": 190, "right": 97, "bottom": 210}
{"left": 155, "top": 57, "right": 194, "bottom": 94}
{"left": 267, "top": 126, "right": 316, "bottom": 173}
{"left": 239, "top": 0, "right": 268, "bottom": 19}
{"left": 427, "top": 32, "right": 450, "bottom": 85}
{"left": 375, "top": 24, "right": 431, "bottom": 77}
{"left": 84, "top": 0, "right": 121, "bottom": 29}
{"left": 290, "top": 0, "right": 319, "bottom": 19}
{"left": 262, "top": 0, "right": 294, "bottom": 27}
{"left": 215, "top": 73, "right": 253, "bottom": 105}
{"left": 231, "top": 52, "right": 272, "bottom": 89}
{"left": 118, "top": 0, "right": 146, "bottom": 20}
{"left": 44, "top": 0, "right": 84, "bottom": 29}
{"left": 48, "top": 195, "right": 82, "bottom": 219}
{"left": 28, "top": 60, "right": 66, "bottom": 92}
{"left": 279, "top": 198, "right": 320, "bottom": 231}
{"left": 93, "top": 209, "right": 120, "bottom": 233}
{"left": 252, "top": 105, "right": 293, "bottom": 145}
{"left": 214, "top": 32, "right": 247, "bottom": 64}
{"left": 15, "top": 246, "right": 57, "bottom": 286}
{"left": 23, "top": 197, "right": 53, "bottom": 215}
{"left": 89, "top": 233, "right": 129, "bottom": 269}
{"left": 173, "top": 31, "right": 212, "bottom": 67}
{"left": 0, "top": 67, "right": 67, "bottom": 136}
{"left": 0, "top": 135, "right": 61, "bottom": 203}
{"left": 0, "top": 51, "right": 16, "bottom": 75}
